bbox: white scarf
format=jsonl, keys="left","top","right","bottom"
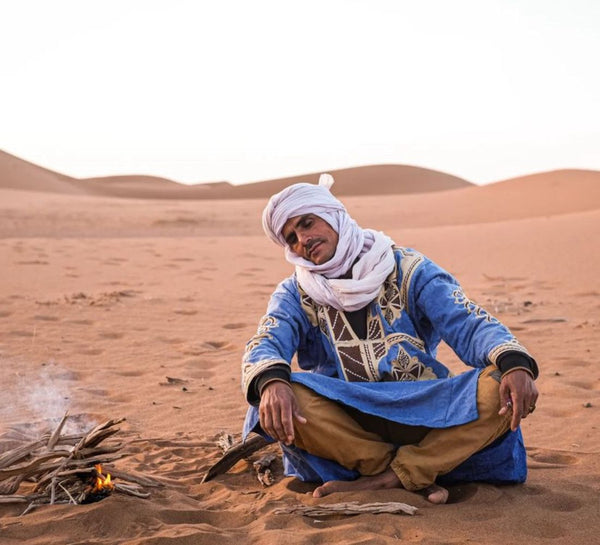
{"left": 262, "top": 174, "right": 396, "bottom": 312}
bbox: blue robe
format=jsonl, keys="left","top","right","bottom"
{"left": 242, "top": 247, "right": 530, "bottom": 485}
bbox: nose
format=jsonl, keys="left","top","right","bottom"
{"left": 297, "top": 231, "right": 313, "bottom": 247}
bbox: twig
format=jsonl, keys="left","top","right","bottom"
{"left": 47, "top": 412, "right": 69, "bottom": 450}
{"left": 274, "top": 501, "right": 418, "bottom": 517}
{"left": 114, "top": 483, "right": 151, "bottom": 498}
{"left": 58, "top": 481, "right": 77, "bottom": 504}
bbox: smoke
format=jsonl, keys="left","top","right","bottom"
{"left": 23, "top": 361, "right": 69, "bottom": 419}
{"left": 1, "top": 358, "right": 95, "bottom": 439}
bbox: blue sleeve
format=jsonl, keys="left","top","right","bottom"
{"left": 241, "top": 276, "right": 311, "bottom": 402}
{"left": 409, "top": 257, "right": 529, "bottom": 369}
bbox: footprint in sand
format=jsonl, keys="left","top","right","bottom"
{"left": 182, "top": 359, "right": 216, "bottom": 380}
{"left": 566, "top": 379, "right": 600, "bottom": 391}
{"left": 9, "top": 330, "right": 34, "bottom": 337}
{"left": 33, "top": 315, "right": 60, "bottom": 322}
{"left": 98, "top": 331, "right": 125, "bottom": 339}
{"left": 158, "top": 336, "right": 186, "bottom": 345}
{"left": 527, "top": 448, "right": 580, "bottom": 467}
{"left": 115, "top": 369, "right": 144, "bottom": 377}
{"left": 79, "top": 348, "right": 104, "bottom": 356}
{"left": 518, "top": 520, "right": 566, "bottom": 539}
{"left": 201, "top": 341, "right": 231, "bottom": 350}
{"left": 173, "top": 309, "right": 198, "bottom": 316}
{"left": 222, "top": 323, "right": 248, "bottom": 330}
{"left": 537, "top": 488, "right": 584, "bottom": 512}
{"left": 67, "top": 319, "right": 95, "bottom": 326}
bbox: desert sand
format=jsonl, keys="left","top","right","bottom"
{"left": 0, "top": 151, "right": 599, "bottom": 544}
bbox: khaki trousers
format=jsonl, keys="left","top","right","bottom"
{"left": 291, "top": 366, "right": 511, "bottom": 491}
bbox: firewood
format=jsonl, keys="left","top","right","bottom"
{"left": 114, "top": 482, "right": 151, "bottom": 498}
{"left": 0, "top": 476, "right": 24, "bottom": 495}
{"left": 0, "top": 414, "right": 153, "bottom": 513}
{"left": 274, "top": 501, "right": 418, "bottom": 517}
{"left": 102, "top": 466, "right": 163, "bottom": 487}
{"left": 201, "top": 433, "right": 269, "bottom": 483}
{"left": 0, "top": 439, "right": 46, "bottom": 469}
{"left": 47, "top": 413, "right": 69, "bottom": 450}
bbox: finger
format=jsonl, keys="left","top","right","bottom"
{"left": 293, "top": 408, "right": 307, "bottom": 425}
{"left": 280, "top": 399, "right": 295, "bottom": 445}
{"left": 271, "top": 408, "right": 288, "bottom": 443}
{"left": 498, "top": 382, "right": 512, "bottom": 416}
{"left": 510, "top": 393, "right": 522, "bottom": 431}
{"left": 260, "top": 406, "right": 276, "bottom": 441}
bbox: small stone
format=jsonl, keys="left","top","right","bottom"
{"left": 554, "top": 372, "right": 561, "bottom": 376}
{"left": 583, "top": 402, "right": 593, "bottom": 408}
{"left": 182, "top": 386, "right": 188, "bottom": 392}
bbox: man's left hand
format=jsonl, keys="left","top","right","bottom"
{"left": 498, "top": 369, "right": 539, "bottom": 431}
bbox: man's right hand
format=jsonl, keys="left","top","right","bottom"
{"left": 258, "top": 381, "right": 307, "bottom": 445}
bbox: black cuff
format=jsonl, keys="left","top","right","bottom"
{"left": 249, "top": 365, "right": 291, "bottom": 404}
{"left": 496, "top": 351, "right": 539, "bottom": 380}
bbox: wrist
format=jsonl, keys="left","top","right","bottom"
{"left": 259, "top": 378, "right": 292, "bottom": 396}
{"left": 501, "top": 366, "right": 535, "bottom": 380}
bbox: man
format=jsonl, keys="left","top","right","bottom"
{"left": 241, "top": 175, "right": 538, "bottom": 504}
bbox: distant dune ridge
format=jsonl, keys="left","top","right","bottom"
{"left": 1, "top": 149, "right": 473, "bottom": 198}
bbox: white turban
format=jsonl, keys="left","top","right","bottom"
{"left": 262, "top": 174, "right": 396, "bottom": 312}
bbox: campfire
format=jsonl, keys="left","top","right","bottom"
{"left": 81, "top": 464, "right": 114, "bottom": 504}
{"left": 0, "top": 414, "right": 161, "bottom": 515}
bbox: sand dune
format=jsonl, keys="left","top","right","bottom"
{"left": 1, "top": 150, "right": 471, "bottom": 198}
{"left": 0, "top": 156, "right": 599, "bottom": 545}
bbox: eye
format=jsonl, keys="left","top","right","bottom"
{"left": 285, "top": 233, "right": 298, "bottom": 246}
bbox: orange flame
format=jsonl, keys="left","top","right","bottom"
{"left": 92, "top": 464, "right": 114, "bottom": 493}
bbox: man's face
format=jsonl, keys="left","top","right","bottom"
{"left": 281, "top": 213, "right": 339, "bottom": 265}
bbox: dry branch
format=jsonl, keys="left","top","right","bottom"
{"left": 202, "top": 433, "right": 269, "bottom": 483}
{"left": 274, "top": 501, "right": 418, "bottom": 517}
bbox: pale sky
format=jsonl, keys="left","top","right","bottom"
{"left": 1, "top": 0, "right": 599, "bottom": 185}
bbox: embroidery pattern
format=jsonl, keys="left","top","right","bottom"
{"left": 377, "top": 268, "right": 403, "bottom": 325}
{"left": 299, "top": 289, "right": 319, "bottom": 327}
{"left": 452, "top": 288, "right": 498, "bottom": 323}
{"left": 297, "top": 248, "right": 433, "bottom": 383}
{"left": 397, "top": 247, "right": 424, "bottom": 313}
{"left": 389, "top": 345, "right": 437, "bottom": 381}
{"left": 241, "top": 358, "right": 288, "bottom": 395}
{"left": 488, "top": 338, "right": 531, "bottom": 365}
{"left": 243, "top": 315, "right": 279, "bottom": 357}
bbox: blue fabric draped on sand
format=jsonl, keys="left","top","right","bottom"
{"left": 242, "top": 369, "right": 528, "bottom": 485}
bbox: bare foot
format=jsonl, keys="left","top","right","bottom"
{"left": 423, "top": 484, "right": 449, "bottom": 504}
{"left": 313, "top": 468, "right": 401, "bottom": 497}
{"left": 312, "top": 468, "right": 449, "bottom": 505}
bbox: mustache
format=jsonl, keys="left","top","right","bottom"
{"left": 305, "top": 239, "right": 323, "bottom": 254}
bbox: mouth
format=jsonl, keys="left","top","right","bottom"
{"left": 307, "top": 241, "right": 323, "bottom": 259}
